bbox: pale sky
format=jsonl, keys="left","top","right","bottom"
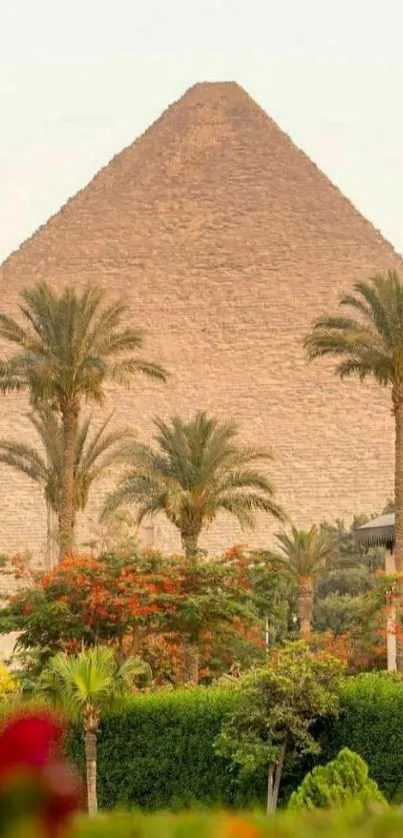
{"left": 1, "top": 0, "right": 403, "bottom": 263}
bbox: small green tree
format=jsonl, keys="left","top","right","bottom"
{"left": 215, "top": 642, "right": 343, "bottom": 813}
{"left": 35, "top": 646, "right": 149, "bottom": 814}
{"left": 288, "top": 748, "right": 386, "bottom": 811}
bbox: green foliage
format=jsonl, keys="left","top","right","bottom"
{"left": 0, "top": 664, "right": 19, "bottom": 700}
{"left": 318, "top": 673, "right": 403, "bottom": 803}
{"left": 288, "top": 748, "right": 386, "bottom": 811}
{"left": 314, "top": 593, "right": 371, "bottom": 636}
{"left": 36, "top": 647, "right": 148, "bottom": 722}
{"left": 312, "top": 517, "right": 386, "bottom": 652}
{"left": 0, "top": 407, "right": 134, "bottom": 516}
{"left": 60, "top": 672, "right": 403, "bottom": 810}
{"left": 303, "top": 271, "right": 403, "bottom": 387}
{"left": 56, "top": 808, "right": 403, "bottom": 838}
{"left": 103, "top": 411, "right": 285, "bottom": 558}
{"left": 0, "top": 282, "right": 166, "bottom": 402}
{"left": 65, "top": 687, "right": 252, "bottom": 810}
{"left": 0, "top": 281, "right": 166, "bottom": 546}
{"left": 274, "top": 526, "right": 334, "bottom": 580}
{"left": 215, "top": 643, "right": 343, "bottom": 811}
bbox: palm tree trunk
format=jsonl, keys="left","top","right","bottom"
{"left": 182, "top": 532, "right": 200, "bottom": 563}
{"left": 59, "top": 403, "right": 79, "bottom": 560}
{"left": 297, "top": 578, "right": 314, "bottom": 642}
{"left": 394, "top": 397, "right": 403, "bottom": 669}
{"left": 267, "top": 763, "right": 275, "bottom": 814}
{"left": 84, "top": 729, "right": 97, "bottom": 815}
{"left": 385, "top": 550, "right": 397, "bottom": 672}
{"left": 183, "top": 641, "right": 200, "bottom": 684}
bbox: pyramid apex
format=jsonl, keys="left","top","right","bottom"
{"left": 175, "top": 79, "right": 254, "bottom": 106}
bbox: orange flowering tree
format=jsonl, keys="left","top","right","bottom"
{"left": 0, "top": 552, "right": 178, "bottom": 668}
{"left": 1, "top": 549, "right": 288, "bottom": 684}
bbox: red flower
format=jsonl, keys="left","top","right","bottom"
{"left": 0, "top": 712, "right": 82, "bottom": 835}
{"left": 0, "top": 713, "right": 62, "bottom": 779}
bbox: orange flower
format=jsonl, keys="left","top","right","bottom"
{"left": 223, "top": 816, "right": 261, "bottom": 838}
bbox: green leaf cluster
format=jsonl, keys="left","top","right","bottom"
{"left": 288, "top": 748, "right": 386, "bottom": 811}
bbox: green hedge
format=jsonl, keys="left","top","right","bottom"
{"left": 318, "top": 673, "right": 403, "bottom": 803}
{"left": 69, "top": 809, "right": 403, "bottom": 838}
{"left": 65, "top": 673, "right": 403, "bottom": 811}
{"left": 67, "top": 687, "right": 266, "bottom": 811}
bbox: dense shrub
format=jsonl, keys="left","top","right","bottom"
{"left": 317, "top": 673, "right": 403, "bottom": 803}
{"left": 69, "top": 809, "right": 403, "bottom": 838}
{"left": 64, "top": 673, "right": 403, "bottom": 811}
{"left": 288, "top": 748, "right": 386, "bottom": 810}
{"left": 66, "top": 687, "right": 266, "bottom": 811}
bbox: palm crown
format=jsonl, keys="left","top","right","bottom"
{"left": 37, "top": 646, "right": 147, "bottom": 717}
{"left": 0, "top": 282, "right": 166, "bottom": 403}
{"left": 0, "top": 282, "right": 167, "bottom": 552}
{"left": 274, "top": 526, "right": 334, "bottom": 580}
{"left": 303, "top": 272, "right": 403, "bottom": 392}
{"left": 103, "top": 411, "right": 285, "bottom": 559}
{"left": 273, "top": 526, "right": 334, "bottom": 641}
{"left": 0, "top": 408, "right": 133, "bottom": 520}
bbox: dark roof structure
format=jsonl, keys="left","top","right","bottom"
{"left": 353, "top": 513, "right": 395, "bottom": 550}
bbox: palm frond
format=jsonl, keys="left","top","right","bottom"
{"left": 36, "top": 646, "right": 148, "bottom": 717}
{"left": 273, "top": 526, "right": 334, "bottom": 578}
{"left": 304, "top": 272, "right": 403, "bottom": 390}
{"left": 0, "top": 282, "right": 166, "bottom": 416}
{"left": 103, "top": 411, "right": 284, "bottom": 544}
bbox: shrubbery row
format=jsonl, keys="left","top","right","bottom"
{"left": 65, "top": 672, "right": 403, "bottom": 810}
{"left": 69, "top": 809, "right": 403, "bottom": 838}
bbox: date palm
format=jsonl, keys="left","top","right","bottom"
{"left": 0, "top": 408, "right": 134, "bottom": 563}
{"left": 273, "top": 526, "right": 334, "bottom": 640}
{"left": 303, "top": 271, "right": 403, "bottom": 660}
{"left": 0, "top": 282, "right": 166, "bottom": 553}
{"left": 36, "top": 646, "right": 149, "bottom": 814}
{"left": 103, "top": 411, "right": 285, "bottom": 561}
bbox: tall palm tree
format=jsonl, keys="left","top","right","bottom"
{"left": 274, "top": 526, "right": 334, "bottom": 640}
{"left": 103, "top": 411, "right": 286, "bottom": 561}
{"left": 36, "top": 646, "right": 149, "bottom": 814}
{"left": 0, "top": 408, "right": 134, "bottom": 564}
{"left": 0, "top": 283, "right": 166, "bottom": 553}
{"left": 303, "top": 271, "right": 403, "bottom": 661}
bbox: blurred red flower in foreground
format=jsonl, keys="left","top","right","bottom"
{"left": 0, "top": 712, "right": 81, "bottom": 836}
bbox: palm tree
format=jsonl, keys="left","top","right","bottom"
{"left": 303, "top": 271, "right": 403, "bottom": 661}
{"left": 0, "top": 407, "right": 134, "bottom": 563}
{"left": 103, "top": 411, "right": 286, "bottom": 561}
{"left": 0, "top": 282, "right": 166, "bottom": 554}
{"left": 36, "top": 646, "right": 149, "bottom": 814}
{"left": 274, "top": 526, "right": 334, "bottom": 640}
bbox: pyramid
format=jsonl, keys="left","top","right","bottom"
{"left": 0, "top": 80, "right": 400, "bottom": 556}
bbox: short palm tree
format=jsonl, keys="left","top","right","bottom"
{"left": 273, "top": 526, "right": 334, "bottom": 640}
{"left": 0, "top": 407, "right": 134, "bottom": 562}
{"left": 0, "top": 283, "right": 166, "bottom": 554}
{"left": 103, "top": 412, "right": 286, "bottom": 560}
{"left": 36, "top": 646, "right": 149, "bottom": 814}
{"left": 303, "top": 272, "right": 403, "bottom": 658}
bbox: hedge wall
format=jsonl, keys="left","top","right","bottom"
{"left": 67, "top": 687, "right": 266, "bottom": 811}
{"left": 66, "top": 673, "right": 403, "bottom": 811}
{"left": 318, "top": 673, "right": 403, "bottom": 803}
